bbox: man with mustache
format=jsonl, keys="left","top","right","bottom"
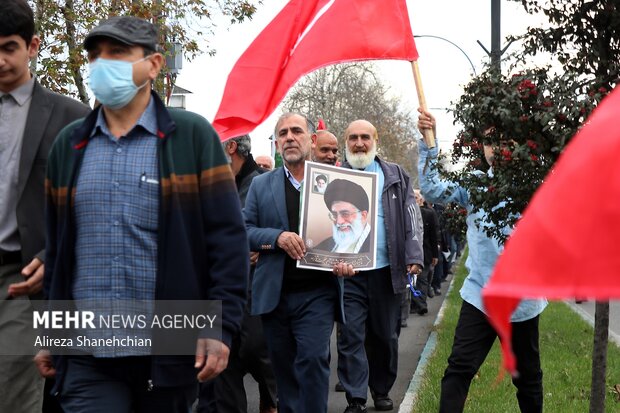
{"left": 244, "top": 113, "right": 345, "bottom": 413}
{"left": 311, "top": 129, "right": 339, "bottom": 166}
{"left": 334, "top": 120, "right": 423, "bottom": 413}
{"left": 315, "top": 179, "right": 371, "bottom": 253}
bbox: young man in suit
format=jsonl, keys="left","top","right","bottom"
{"left": 0, "top": 1, "right": 90, "bottom": 412}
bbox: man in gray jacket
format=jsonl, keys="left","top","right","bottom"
{"left": 334, "top": 120, "right": 423, "bottom": 413}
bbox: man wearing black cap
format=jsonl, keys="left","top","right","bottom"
{"left": 35, "top": 16, "right": 248, "bottom": 412}
{"left": 316, "top": 179, "right": 371, "bottom": 253}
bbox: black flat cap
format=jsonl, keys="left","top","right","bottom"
{"left": 324, "top": 179, "right": 369, "bottom": 212}
{"left": 84, "top": 16, "right": 158, "bottom": 51}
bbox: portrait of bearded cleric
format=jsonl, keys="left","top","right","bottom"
{"left": 315, "top": 179, "right": 371, "bottom": 254}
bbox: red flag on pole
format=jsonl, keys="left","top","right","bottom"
{"left": 483, "top": 86, "right": 620, "bottom": 374}
{"left": 213, "top": 0, "right": 418, "bottom": 141}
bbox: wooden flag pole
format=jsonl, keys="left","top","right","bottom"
{"left": 411, "top": 60, "right": 436, "bottom": 148}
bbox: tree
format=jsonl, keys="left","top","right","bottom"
{"left": 509, "top": 0, "right": 620, "bottom": 91}
{"left": 444, "top": 0, "right": 619, "bottom": 241}
{"left": 29, "top": 0, "right": 260, "bottom": 103}
{"left": 282, "top": 62, "right": 419, "bottom": 182}
{"left": 444, "top": 68, "right": 603, "bottom": 242}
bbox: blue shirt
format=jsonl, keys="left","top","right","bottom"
{"left": 283, "top": 164, "right": 303, "bottom": 190}
{"left": 363, "top": 161, "right": 389, "bottom": 269}
{"left": 73, "top": 98, "right": 159, "bottom": 356}
{"left": 418, "top": 139, "right": 547, "bottom": 322}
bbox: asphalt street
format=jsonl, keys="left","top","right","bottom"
{"left": 241, "top": 277, "right": 452, "bottom": 413}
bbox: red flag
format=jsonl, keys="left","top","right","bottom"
{"left": 213, "top": 0, "right": 418, "bottom": 141}
{"left": 317, "top": 118, "right": 326, "bottom": 130}
{"left": 483, "top": 86, "right": 620, "bottom": 374}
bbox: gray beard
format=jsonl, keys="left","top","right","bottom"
{"left": 346, "top": 145, "right": 376, "bottom": 169}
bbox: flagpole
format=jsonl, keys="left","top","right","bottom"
{"left": 411, "top": 61, "right": 436, "bottom": 148}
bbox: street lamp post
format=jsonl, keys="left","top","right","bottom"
{"left": 413, "top": 34, "right": 477, "bottom": 76}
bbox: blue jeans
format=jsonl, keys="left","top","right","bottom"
{"left": 261, "top": 284, "right": 336, "bottom": 413}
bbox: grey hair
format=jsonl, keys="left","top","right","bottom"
{"left": 227, "top": 134, "right": 252, "bottom": 158}
{"left": 274, "top": 112, "right": 316, "bottom": 136}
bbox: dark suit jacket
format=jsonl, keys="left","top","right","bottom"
{"left": 244, "top": 167, "right": 345, "bottom": 322}
{"left": 16, "top": 81, "right": 89, "bottom": 265}
{"left": 420, "top": 205, "right": 439, "bottom": 267}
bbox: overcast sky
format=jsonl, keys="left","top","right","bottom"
{"left": 176, "top": 0, "right": 546, "bottom": 157}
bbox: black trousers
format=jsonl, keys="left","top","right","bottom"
{"left": 410, "top": 266, "right": 432, "bottom": 312}
{"left": 439, "top": 301, "right": 543, "bottom": 413}
{"left": 337, "top": 267, "right": 400, "bottom": 402}
{"left": 198, "top": 310, "right": 277, "bottom": 412}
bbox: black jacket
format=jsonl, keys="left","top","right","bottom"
{"left": 420, "top": 205, "right": 439, "bottom": 267}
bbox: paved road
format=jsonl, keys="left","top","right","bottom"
{"left": 240, "top": 277, "right": 452, "bottom": 413}
{"left": 566, "top": 300, "right": 620, "bottom": 346}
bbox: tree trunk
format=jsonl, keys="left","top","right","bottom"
{"left": 63, "top": 0, "right": 90, "bottom": 104}
{"left": 30, "top": 0, "right": 47, "bottom": 73}
{"left": 589, "top": 301, "right": 609, "bottom": 413}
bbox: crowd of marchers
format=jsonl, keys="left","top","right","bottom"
{"left": 1, "top": 1, "right": 543, "bottom": 413}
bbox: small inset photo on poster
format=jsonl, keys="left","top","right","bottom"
{"left": 298, "top": 161, "right": 378, "bottom": 271}
{"left": 312, "top": 172, "right": 329, "bottom": 194}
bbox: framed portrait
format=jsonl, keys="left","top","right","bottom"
{"left": 298, "top": 161, "right": 379, "bottom": 271}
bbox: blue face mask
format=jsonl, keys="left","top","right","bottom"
{"left": 88, "top": 57, "right": 149, "bottom": 109}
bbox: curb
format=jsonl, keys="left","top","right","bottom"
{"left": 398, "top": 274, "right": 457, "bottom": 413}
{"left": 565, "top": 300, "right": 620, "bottom": 347}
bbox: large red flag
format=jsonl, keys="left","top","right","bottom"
{"left": 212, "top": 0, "right": 418, "bottom": 141}
{"left": 483, "top": 86, "right": 620, "bottom": 374}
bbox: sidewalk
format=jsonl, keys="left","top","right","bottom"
{"left": 565, "top": 300, "right": 620, "bottom": 346}
{"left": 242, "top": 276, "right": 453, "bottom": 412}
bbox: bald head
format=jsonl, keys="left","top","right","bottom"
{"left": 414, "top": 189, "right": 425, "bottom": 206}
{"left": 312, "top": 130, "right": 339, "bottom": 165}
{"left": 345, "top": 119, "right": 378, "bottom": 169}
{"left": 345, "top": 120, "right": 378, "bottom": 140}
{"left": 255, "top": 155, "right": 274, "bottom": 170}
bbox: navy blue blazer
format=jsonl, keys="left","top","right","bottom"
{"left": 244, "top": 167, "right": 345, "bottom": 322}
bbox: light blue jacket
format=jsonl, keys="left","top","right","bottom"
{"left": 418, "top": 139, "right": 546, "bottom": 322}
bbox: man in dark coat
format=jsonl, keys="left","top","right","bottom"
{"left": 199, "top": 134, "right": 277, "bottom": 413}
{"left": 0, "top": 2, "right": 90, "bottom": 412}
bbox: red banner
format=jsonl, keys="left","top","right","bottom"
{"left": 213, "top": 0, "right": 418, "bottom": 141}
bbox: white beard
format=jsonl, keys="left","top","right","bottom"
{"left": 332, "top": 215, "right": 365, "bottom": 252}
{"left": 346, "top": 145, "right": 377, "bottom": 169}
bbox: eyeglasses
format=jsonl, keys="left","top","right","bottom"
{"left": 328, "top": 209, "right": 360, "bottom": 222}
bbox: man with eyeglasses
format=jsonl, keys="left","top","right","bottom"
{"left": 316, "top": 179, "right": 371, "bottom": 254}
{"left": 333, "top": 120, "right": 423, "bottom": 413}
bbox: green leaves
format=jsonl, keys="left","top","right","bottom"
{"left": 445, "top": 66, "right": 606, "bottom": 242}
{"left": 30, "top": 0, "right": 261, "bottom": 101}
